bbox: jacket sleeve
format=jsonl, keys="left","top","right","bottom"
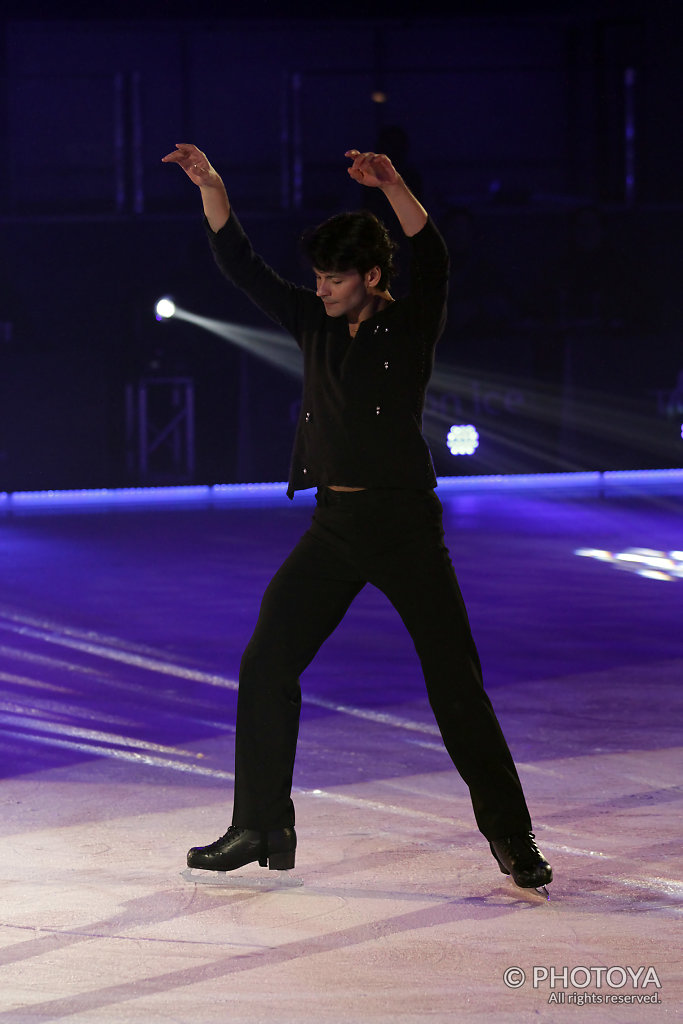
{"left": 206, "top": 211, "right": 317, "bottom": 346}
{"left": 407, "top": 216, "right": 450, "bottom": 345}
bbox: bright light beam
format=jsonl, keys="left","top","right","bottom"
{"left": 425, "top": 363, "right": 680, "bottom": 472}
{"left": 156, "top": 301, "right": 303, "bottom": 378}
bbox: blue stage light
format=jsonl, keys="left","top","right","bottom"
{"left": 3, "top": 469, "right": 682, "bottom": 517}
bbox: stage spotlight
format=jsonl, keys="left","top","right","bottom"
{"left": 446, "top": 424, "right": 479, "bottom": 456}
{"left": 155, "top": 297, "right": 176, "bottom": 320}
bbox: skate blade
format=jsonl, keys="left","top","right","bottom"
{"left": 181, "top": 868, "right": 304, "bottom": 889}
{"left": 535, "top": 885, "right": 550, "bottom": 900}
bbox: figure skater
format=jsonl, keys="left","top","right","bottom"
{"left": 162, "top": 142, "right": 552, "bottom": 890}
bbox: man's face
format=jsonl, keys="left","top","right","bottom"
{"left": 314, "top": 267, "right": 377, "bottom": 321}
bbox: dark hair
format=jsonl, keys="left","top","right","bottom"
{"left": 301, "top": 209, "right": 398, "bottom": 290}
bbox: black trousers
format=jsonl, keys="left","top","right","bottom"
{"left": 232, "top": 487, "right": 532, "bottom": 842}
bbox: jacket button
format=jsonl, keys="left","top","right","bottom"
{"left": 376, "top": 406, "right": 381, "bottom": 415}
{"left": 302, "top": 467, "right": 307, "bottom": 474}
{"left": 305, "top": 411, "right": 311, "bottom": 422}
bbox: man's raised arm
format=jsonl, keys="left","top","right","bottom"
{"left": 162, "top": 143, "right": 231, "bottom": 233}
{"left": 345, "top": 148, "right": 428, "bottom": 237}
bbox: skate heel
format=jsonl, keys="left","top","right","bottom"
{"left": 263, "top": 826, "right": 297, "bottom": 870}
{"left": 489, "top": 843, "right": 510, "bottom": 875}
{"left": 267, "top": 850, "right": 296, "bottom": 871}
{"left": 493, "top": 852, "right": 510, "bottom": 876}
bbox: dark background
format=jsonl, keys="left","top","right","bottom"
{"left": 0, "top": 0, "right": 681, "bottom": 490}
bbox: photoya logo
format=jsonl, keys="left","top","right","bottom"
{"left": 504, "top": 964, "right": 662, "bottom": 998}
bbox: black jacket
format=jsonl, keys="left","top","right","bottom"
{"left": 207, "top": 211, "right": 449, "bottom": 498}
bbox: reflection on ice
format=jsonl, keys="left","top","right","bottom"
{"left": 575, "top": 547, "right": 683, "bottom": 581}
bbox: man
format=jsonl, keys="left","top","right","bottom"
{"left": 162, "top": 142, "right": 552, "bottom": 889}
